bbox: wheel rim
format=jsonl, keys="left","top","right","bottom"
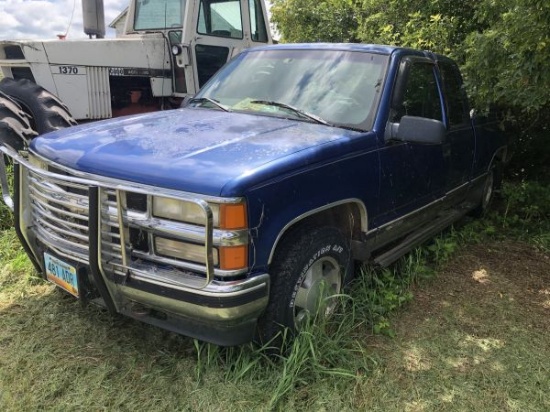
{"left": 293, "top": 256, "right": 342, "bottom": 326}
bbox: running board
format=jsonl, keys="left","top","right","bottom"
{"left": 372, "top": 209, "right": 466, "bottom": 268}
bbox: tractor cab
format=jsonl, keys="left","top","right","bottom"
{"left": 125, "top": 0, "right": 271, "bottom": 95}
{"left": 0, "top": 0, "right": 272, "bottom": 138}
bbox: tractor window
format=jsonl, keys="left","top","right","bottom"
{"left": 197, "top": 0, "right": 243, "bottom": 39}
{"left": 134, "top": 0, "right": 184, "bottom": 30}
{"left": 249, "top": 0, "right": 268, "bottom": 42}
{"left": 195, "top": 45, "right": 230, "bottom": 87}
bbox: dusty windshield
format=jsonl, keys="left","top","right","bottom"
{"left": 195, "top": 49, "right": 389, "bottom": 130}
{"left": 134, "top": 0, "right": 184, "bottom": 30}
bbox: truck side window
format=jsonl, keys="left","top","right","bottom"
{"left": 393, "top": 62, "right": 442, "bottom": 122}
{"left": 249, "top": 0, "right": 268, "bottom": 42}
{"left": 197, "top": 0, "right": 244, "bottom": 39}
{"left": 438, "top": 62, "right": 470, "bottom": 127}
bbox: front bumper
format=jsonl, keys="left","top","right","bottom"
{"left": 113, "top": 271, "right": 269, "bottom": 345}
{"left": 2, "top": 146, "right": 269, "bottom": 346}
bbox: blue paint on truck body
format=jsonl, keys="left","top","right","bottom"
{"left": 12, "top": 43, "right": 506, "bottom": 344}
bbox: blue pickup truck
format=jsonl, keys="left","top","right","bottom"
{"left": 0, "top": 44, "right": 507, "bottom": 345}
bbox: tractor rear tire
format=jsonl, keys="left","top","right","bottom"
{"left": 0, "top": 78, "right": 76, "bottom": 136}
{"left": 0, "top": 91, "right": 38, "bottom": 151}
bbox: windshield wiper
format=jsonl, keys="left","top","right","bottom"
{"left": 250, "top": 100, "right": 332, "bottom": 126}
{"left": 189, "top": 97, "right": 231, "bottom": 112}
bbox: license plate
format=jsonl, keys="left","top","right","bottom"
{"left": 44, "top": 253, "right": 79, "bottom": 297}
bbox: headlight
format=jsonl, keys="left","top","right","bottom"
{"left": 152, "top": 197, "right": 247, "bottom": 229}
{"left": 172, "top": 45, "right": 182, "bottom": 56}
{"left": 153, "top": 197, "right": 220, "bottom": 226}
{"left": 155, "top": 236, "right": 219, "bottom": 265}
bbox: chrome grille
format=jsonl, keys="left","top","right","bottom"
{"left": 99, "top": 188, "right": 123, "bottom": 275}
{"left": 21, "top": 154, "right": 245, "bottom": 287}
{"left": 27, "top": 168, "right": 90, "bottom": 264}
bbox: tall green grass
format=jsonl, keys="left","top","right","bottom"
{"left": 0, "top": 161, "right": 14, "bottom": 230}
{"left": 0, "top": 180, "right": 549, "bottom": 410}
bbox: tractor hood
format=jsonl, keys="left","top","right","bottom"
{"left": 31, "top": 108, "right": 363, "bottom": 196}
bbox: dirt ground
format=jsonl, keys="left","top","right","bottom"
{"left": 356, "top": 239, "right": 550, "bottom": 410}
{"left": 410, "top": 240, "right": 550, "bottom": 329}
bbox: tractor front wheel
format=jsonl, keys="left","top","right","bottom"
{"left": 0, "top": 78, "right": 76, "bottom": 138}
{"left": 0, "top": 91, "right": 37, "bottom": 151}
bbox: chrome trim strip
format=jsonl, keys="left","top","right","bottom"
{"left": 120, "top": 268, "right": 270, "bottom": 298}
{"left": 129, "top": 249, "right": 247, "bottom": 278}
{"left": 125, "top": 213, "right": 248, "bottom": 246}
{"left": 28, "top": 180, "right": 88, "bottom": 211}
{"left": 34, "top": 226, "right": 89, "bottom": 263}
{"left": 372, "top": 198, "right": 445, "bottom": 235}
{"left": 29, "top": 192, "right": 89, "bottom": 221}
{"left": 267, "top": 198, "right": 368, "bottom": 264}
{"left": 19, "top": 165, "right": 43, "bottom": 267}
{"left": 119, "top": 286, "right": 268, "bottom": 323}
{"left": 365, "top": 178, "right": 485, "bottom": 245}
{"left": 116, "top": 189, "right": 129, "bottom": 270}
{"left": 32, "top": 210, "right": 88, "bottom": 240}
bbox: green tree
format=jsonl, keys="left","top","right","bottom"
{"left": 271, "top": 0, "right": 550, "bottom": 178}
{"left": 270, "top": 0, "right": 360, "bottom": 42}
{"left": 463, "top": 0, "right": 550, "bottom": 112}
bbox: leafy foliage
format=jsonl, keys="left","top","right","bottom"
{"left": 270, "top": 0, "right": 550, "bottom": 177}
{"left": 270, "top": 0, "right": 360, "bottom": 42}
{"left": 463, "top": 0, "right": 550, "bottom": 112}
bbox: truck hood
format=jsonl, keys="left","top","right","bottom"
{"left": 31, "top": 108, "right": 360, "bottom": 196}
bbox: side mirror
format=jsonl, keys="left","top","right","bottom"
{"left": 394, "top": 115, "right": 446, "bottom": 145}
{"left": 181, "top": 94, "right": 195, "bottom": 108}
{"left": 172, "top": 44, "right": 190, "bottom": 68}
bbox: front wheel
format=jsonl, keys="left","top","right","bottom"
{"left": 257, "top": 226, "right": 353, "bottom": 345}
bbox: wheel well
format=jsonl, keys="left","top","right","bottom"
{"left": 267, "top": 201, "right": 366, "bottom": 265}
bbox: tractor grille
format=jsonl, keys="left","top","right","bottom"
{"left": 87, "top": 67, "right": 112, "bottom": 119}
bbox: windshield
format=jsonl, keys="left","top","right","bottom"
{"left": 195, "top": 49, "right": 389, "bottom": 130}
{"left": 134, "top": 0, "right": 184, "bottom": 30}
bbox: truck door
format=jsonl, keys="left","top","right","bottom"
{"left": 376, "top": 57, "right": 447, "bottom": 225}
{"left": 437, "top": 60, "right": 476, "bottom": 192}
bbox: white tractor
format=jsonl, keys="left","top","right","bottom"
{"left": 0, "top": 0, "right": 272, "bottom": 149}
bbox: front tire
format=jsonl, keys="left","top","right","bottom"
{"left": 257, "top": 226, "right": 353, "bottom": 345}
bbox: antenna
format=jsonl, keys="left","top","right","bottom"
{"left": 58, "top": 0, "right": 77, "bottom": 39}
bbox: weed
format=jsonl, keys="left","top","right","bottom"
{"left": 0, "top": 160, "right": 14, "bottom": 230}
{"left": 501, "top": 181, "right": 550, "bottom": 227}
